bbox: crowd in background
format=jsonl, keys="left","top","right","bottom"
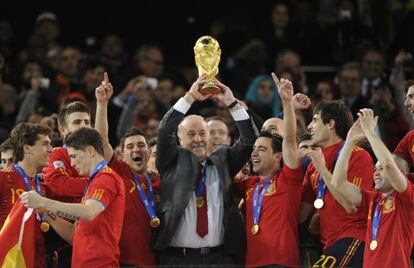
{"left": 1, "top": 0, "right": 414, "bottom": 150}
{"left": 2, "top": 1, "right": 414, "bottom": 267}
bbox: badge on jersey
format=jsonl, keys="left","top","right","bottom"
{"left": 265, "top": 181, "right": 276, "bottom": 196}
{"left": 53, "top": 161, "right": 65, "bottom": 169}
{"left": 383, "top": 197, "right": 395, "bottom": 214}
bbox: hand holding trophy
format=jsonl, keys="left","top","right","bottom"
{"left": 194, "top": 35, "right": 222, "bottom": 95}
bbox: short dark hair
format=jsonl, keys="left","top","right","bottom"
{"left": 0, "top": 138, "right": 13, "bottom": 153}
{"left": 404, "top": 80, "right": 414, "bottom": 93}
{"left": 297, "top": 131, "right": 312, "bottom": 145}
{"left": 58, "top": 101, "right": 90, "bottom": 127}
{"left": 206, "top": 116, "right": 230, "bottom": 130}
{"left": 313, "top": 100, "right": 353, "bottom": 140}
{"left": 10, "top": 123, "right": 51, "bottom": 162}
{"left": 65, "top": 128, "right": 104, "bottom": 156}
{"left": 120, "top": 127, "right": 147, "bottom": 152}
{"left": 258, "top": 131, "right": 283, "bottom": 153}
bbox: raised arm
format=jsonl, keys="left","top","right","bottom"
{"left": 308, "top": 148, "right": 357, "bottom": 214}
{"left": 272, "top": 73, "right": 299, "bottom": 168}
{"left": 156, "top": 75, "right": 211, "bottom": 173}
{"left": 330, "top": 120, "right": 366, "bottom": 211}
{"left": 95, "top": 72, "right": 114, "bottom": 162}
{"left": 359, "top": 109, "right": 408, "bottom": 193}
{"left": 213, "top": 79, "right": 258, "bottom": 177}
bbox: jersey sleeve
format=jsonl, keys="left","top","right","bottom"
{"left": 43, "top": 148, "right": 88, "bottom": 197}
{"left": 399, "top": 179, "right": 414, "bottom": 205}
{"left": 108, "top": 157, "right": 128, "bottom": 174}
{"left": 302, "top": 169, "right": 315, "bottom": 204}
{"left": 348, "top": 148, "right": 375, "bottom": 191}
{"left": 85, "top": 171, "right": 119, "bottom": 209}
{"left": 279, "top": 164, "right": 304, "bottom": 187}
{"left": 394, "top": 131, "right": 413, "bottom": 163}
{"left": 358, "top": 189, "right": 374, "bottom": 214}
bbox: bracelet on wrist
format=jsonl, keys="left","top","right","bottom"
{"left": 186, "top": 91, "right": 197, "bottom": 101}
{"left": 227, "top": 99, "right": 239, "bottom": 109}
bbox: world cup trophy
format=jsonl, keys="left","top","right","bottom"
{"left": 193, "top": 35, "right": 222, "bottom": 95}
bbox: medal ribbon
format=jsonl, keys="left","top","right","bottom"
{"left": 14, "top": 164, "right": 45, "bottom": 221}
{"left": 316, "top": 141, "right": 345, "bottom": 200}
{"left": 372, "top": 193, "right": 391, "bottom": 243}
{"left": 252, "top": 178, "right": 272, "bottom": 226}
{"left": 83, "top": 160, "right": 107, "bottom": 197}
{"left": 195, "top": 164, "right": 207, "bottom": 198}
{"left": 131, "top": 173, "right": 157, "bottom": 220}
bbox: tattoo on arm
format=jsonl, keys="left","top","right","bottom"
{"left": 47, "top": 211, "right": 57, "bottom": 221}
{"left": 56, "top": 211, "right": 80, "bottom": 221}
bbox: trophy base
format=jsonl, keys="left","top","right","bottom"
{"left": 199, "top": 82, "right": 223, "bottom": 95}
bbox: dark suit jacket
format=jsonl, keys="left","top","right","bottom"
{"left": 152, "top": 107, "right": 258, "bottom": 254}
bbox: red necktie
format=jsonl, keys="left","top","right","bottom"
{"left": 196, "top": 164, "right": 208, "bottom": 238}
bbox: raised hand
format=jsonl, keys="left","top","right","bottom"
{"left": 308, "top": 147, "right": 327, "bottom": 173}
{"left": 346, "top": 118, "right": 365, "bottom": 145}
{"left": 272, "top": 72, "right": 293, "bottom": 102}
{"left": 213, "top": 79, "right": 237, "bottom": 106}
{"left": 187, "top": 74, "right": 213, "bottom": 102}
{"left": 357, "top": 109, "right": 378, "bottom": 135}
{"left": 292, "top": 93, "right": 311, "bottom": 110}
{"left": 96, "top": 72, "right": 114, "bottom": 103}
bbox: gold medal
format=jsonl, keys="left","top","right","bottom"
{"left": 314, "top": 199, "right": 324, "bottom": 209}
{"left": 196, "top": 197, "right": 204, "bottom": 208}
{"left": 370, "top": 240, "right": 378, "bottom": 251}
{"left": 251, "top": 224, "right": 259, "bottom": 235}
{"left": 150, "top": 217, "right": 160, "bottom": 228}
{"left": 40, "top": 221, "right": 50, "bottom": 232}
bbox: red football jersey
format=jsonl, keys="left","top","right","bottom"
{"left": 360, "top": 181, "right": 414, "bottom": 268}
{"left": 242, "top": 165, "right": 303, "bottom": 266}
{"left": 302, "top": 142, "right": 374, "bottom": 249}
{"left": 394, "top": 129, "right": 414, "bottom": 166}
{"left": 71, "top": 167, "right": 125, "bottom": 268}
{"left": 0, "top": 166, "right": 53, "bottom": 268}
{"left": 43, "top": 147, "right": 88, "bottom": 203}
{"left": 109, "top": 158, "right": 160, "bottom": 266}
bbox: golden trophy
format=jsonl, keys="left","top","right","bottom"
{"left": 193, "top": 35, "right": 222, "bottom": 95}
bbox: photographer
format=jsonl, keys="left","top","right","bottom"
{"left": 15, "top": 59, "right": 55, "bottom": 124}
{"left": 114, "top": 75, "right": 160, "bottom": 140}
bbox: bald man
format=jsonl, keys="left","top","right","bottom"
{"left": 153, "top": 75, "right": 258, "bottom": 266}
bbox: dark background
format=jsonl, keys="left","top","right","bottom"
{"left": 1, "top": 1, "right": 275, "bottom": 68}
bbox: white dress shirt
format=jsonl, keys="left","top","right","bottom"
{"left": 169, "top": 96, "right": 249, "bottom": 247}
